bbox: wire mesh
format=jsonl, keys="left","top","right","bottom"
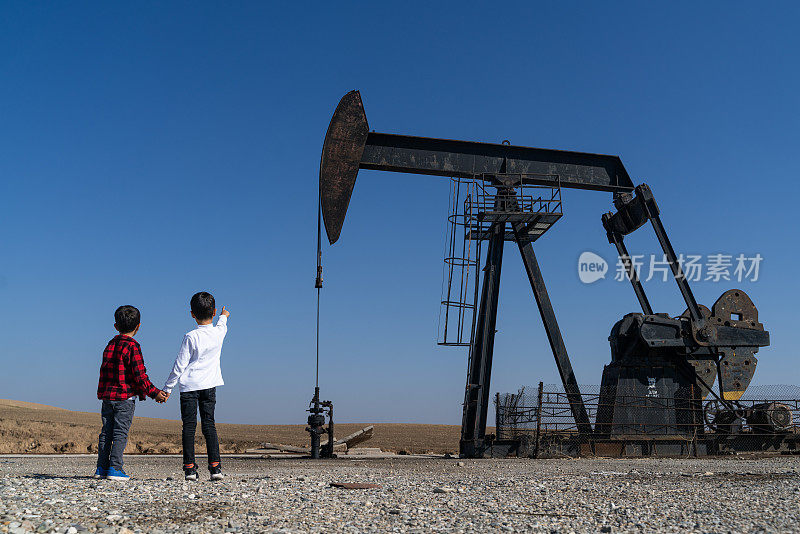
{"left": 496, "top": 384, "right": 800, "bottom": 451}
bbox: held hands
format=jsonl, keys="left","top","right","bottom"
{"left": 220, "top": 306, "right": 230, "bottom": 317}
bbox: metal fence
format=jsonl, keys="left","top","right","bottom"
{"left": 495, "top": 383, "right": 800, "bottom": 456}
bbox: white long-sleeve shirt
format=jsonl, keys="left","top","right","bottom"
{"left": 163, "top": 315, "right": 227, "bottom": 394}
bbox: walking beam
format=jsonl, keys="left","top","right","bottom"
{"left": 320, "top": 90, "right": 634, "bottom": 244}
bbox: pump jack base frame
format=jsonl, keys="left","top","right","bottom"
{"left": 459, "top": 229, "right": 592, "bottom": 458}
{"left": 486, "top": 434, "right": 800, "bottom": 458}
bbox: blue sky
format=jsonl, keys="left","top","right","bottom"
{"left": 1, "top": 2, "right": 797, "bottom": 424}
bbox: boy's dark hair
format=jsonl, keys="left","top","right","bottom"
{"left": 190, "top": 291, "right": 215, "bottom": 320}
{"left": 114, "top": 305, "right": 141, "bottom": 333}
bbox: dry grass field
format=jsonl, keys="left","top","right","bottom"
{"left": 0, "top": 399, "right": 471, "bottom": 455}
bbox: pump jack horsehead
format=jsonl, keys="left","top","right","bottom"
{"left": 319, "top": 90, "right": 770, "bottom": 458}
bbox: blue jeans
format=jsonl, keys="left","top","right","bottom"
{"left": 180, "top": 387, "right": 220, "bottom": 467}
{"left": 97, "top": 399, "right": 135, "bottom": 471}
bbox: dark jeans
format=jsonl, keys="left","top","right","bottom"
{"left": 97, "top": 399, "right": 136, "bottom": 471}
{"left": 180, "top": 387, "right": 220, "bottom": 467}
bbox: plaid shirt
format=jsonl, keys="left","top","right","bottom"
{"left": 97, "top": 335, "right": 160, "bottom": 401}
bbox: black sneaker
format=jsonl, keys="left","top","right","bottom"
{"left": 209, "top": 464, "right": 224, "bottom": 481}
{"left": 184, "top": 464, "right": 198, "bottom": 481}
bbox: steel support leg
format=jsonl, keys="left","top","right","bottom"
{"left": 605, "top": 228, "right": 653, "bottom": 315}
{"left": 512, "top": 224, "right": 593, "bottom": 435}
{"left": 460, "top": 222, "right": 505, "bottom": 458}
{"left": 649, "top": 214, "right": 704, "bottom": 324}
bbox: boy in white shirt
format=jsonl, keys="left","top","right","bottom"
{"left": 160, "top": 291, "right": 229, "bottom": 481}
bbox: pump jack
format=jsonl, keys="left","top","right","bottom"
{"left": 318, "top": 90, "right": 769, "bottom": 458}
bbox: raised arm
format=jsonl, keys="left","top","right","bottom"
{"left": 216, "top": 306, "right": 229, "bottom": 335}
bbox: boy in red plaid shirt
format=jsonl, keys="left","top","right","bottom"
{"left": 95, "top": 305, "right": 167, "bottom": 481}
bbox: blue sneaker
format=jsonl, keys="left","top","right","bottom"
{"left": 93, "top": 467, "right": 107, "bottom": 479}
{"left": 106, "top": 467, "right": 130, "bottom": 481}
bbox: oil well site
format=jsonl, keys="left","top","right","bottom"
{"left": 4, "top": 4, "right": 799, "bottom": 534}
{"left": 310, "top": 90, "right": 794, "bottom": 461}
{"left": 3, "top": 84, "right": 795, "bottom": 534}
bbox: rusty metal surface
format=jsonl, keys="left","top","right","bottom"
{"left": 320, "top": 90, "right": 635, "bottom": 246}
{"left": 600, "top": 183, "right": 769, "bottom": 415}
{"left": 319, "top": 90, "right": 369, "bottom": 245}
{"left": 710, "top": 290, "right": 765, "bottom": 400}
{"left": 680, "top": 305, "right": 717, "bottom": 399}
{"left": 361, "top": 132, "right": 634, "bottom": 192}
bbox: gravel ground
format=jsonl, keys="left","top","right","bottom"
{"left": 1, "top": 455, "right": 799, "bottom": 533}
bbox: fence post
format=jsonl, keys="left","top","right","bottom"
{"left": 534, "top": 381, "right": 544, "bottom": 458}
{"left": 495, "top": 392, "right": 501, "bottom": 440}
{"left": 690, "top": 384, "right": 698, "bottom": 457}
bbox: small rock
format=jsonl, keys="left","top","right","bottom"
{"left": 457, "top": 461, "right": 465, "bottom": 467}
{"left": 66, "top": 527, "right": 77, "bottom": 534}
{"left": 105, "top": 515, "right": 122, "bottom": 522}
{"left": 433, "top": 487, "right": 455, "bottom": 494}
